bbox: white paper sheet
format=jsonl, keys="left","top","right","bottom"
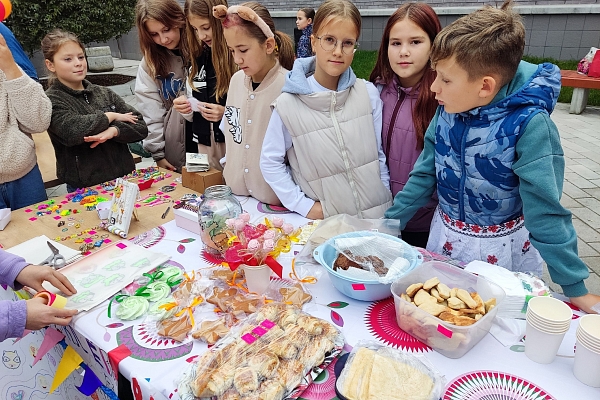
{"left": 42, "top": 241, "right": 170, "bottom": 311}
{"left": 6, "top": 235, "right": 82, "bottom": 265}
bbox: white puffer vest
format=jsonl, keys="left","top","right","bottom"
{"left": 274, "top": 79, "right": 392, "bottom": 218}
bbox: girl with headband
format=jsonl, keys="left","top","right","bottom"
{"left": 214, "top": 1, "right": 294, "bottom": 205}
{"left": 172, "top": 0, "right": 237, "bottom": 171}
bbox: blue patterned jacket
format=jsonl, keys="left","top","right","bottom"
{"left": 435, "top": 62, "right": 561, "bottom": 226}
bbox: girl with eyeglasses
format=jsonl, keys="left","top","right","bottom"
{"left": 260, "top": 0, "right": 392, "bottom": 219}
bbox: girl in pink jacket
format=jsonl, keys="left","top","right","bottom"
{"left": 369, "top": 3, "right": 441, "bottom": 248}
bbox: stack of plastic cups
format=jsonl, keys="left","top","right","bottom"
{"left": 524, "top": 296, "right": 572, "bottom": 364}
{"left": 574, "top": 315, "right": 600, "bottom": 387}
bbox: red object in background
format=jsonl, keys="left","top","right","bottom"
{"left": 137, "top": 178, "right": 154, "bottom": 190}
{"left": 588, "top": 51, "right": 600, "bottom": 78}
{"left": 0, "top": 0, "right": 11, "bottom": 21}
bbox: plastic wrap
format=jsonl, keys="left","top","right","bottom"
{"left": 331, "top": 234, "right": 413, "bottom": 284}
{"left": 178, "top": 303, "right": 343, "bottom": 399}
{"left": 336, "top": 342, "right": 444, "bottom": 400}
{"left": 295, "top": 214, "right": 401, "bottom": 264}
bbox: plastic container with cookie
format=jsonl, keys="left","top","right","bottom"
{"left": 313, "top": 231, "right": 423, "bottom": 301}
{"left": 335, "top": 341, "right": 444, "bottom": 400}
{"left": 176, "top": 302, "right": 344, "bottom": 399}
{"left": 391, "top": 261, "right": 506, "bottom": 358}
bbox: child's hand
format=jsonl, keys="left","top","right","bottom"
{"left": 0, "top": 34, "right": 22, "bottom": 80}
{"left": 306, "top": 201, "right": 324, "bottom": 220}
{"left": 114, "top": 112, "right": 138, "bottom": 124}
{"left": 570, "top": 293, "right": 600, "bottom": 314}
{"left": 84, "top": 127, "right": 119, "bottom": 148}
{"left": 157, "top": 158, "right": 177, "bottom": 171}
{"left": 25, "top": 297, "right": 78, "bottom": 330}
{"left": 173, "top": 95, "right": 192, "bottom": 115}
{"left": 200, "top": 103, "right": 225, "bottom": 122}
{"left": 16, "top": 264, "right": 77, "bottom": 296}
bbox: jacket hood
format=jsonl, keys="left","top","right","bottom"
{"left": 281, "top": 56, "right": 356, "bottom": 95}
{"left": 460, "top": 61, "right": 561, "bottom": 122}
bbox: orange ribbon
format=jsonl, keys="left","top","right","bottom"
{"left": 174, "top": 296, "right": 203, "bottom": 327}
{"left": 289, "top": 258, "right": 317, "bottom": 284}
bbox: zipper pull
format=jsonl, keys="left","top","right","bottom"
{"left": 332, "top": 92, "right": 337, "bottom": 107}
{"left": 397, "top": 85, "right": 401, "bottom": 100}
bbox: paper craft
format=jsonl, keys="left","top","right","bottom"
{"left": 6, "top": 235, "right": 82, "bottom": 265}
{"left": 42, "top": 241, "right": 170, "bottom": 311}
{"left": 106, "top": 178, "right": 139, "bottom": 237}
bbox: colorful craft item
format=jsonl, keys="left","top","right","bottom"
{"left": 50, "top": 345, "right": 83, "bottom": 393}
{"left": 1, "top": 0, "right": 12, "bottom": 21}
{"left": 137, "top": 178, "right": 154, "bottom": 190}
{"left": 34, "top": 290, "right": 68, "bottom": 308}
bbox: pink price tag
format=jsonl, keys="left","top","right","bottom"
{"left": 24, "top": 209, "right": 32, "bottom": 213}
{"left": 116, "top": 243, "right": 127, "bottom": 249}
{"left": 104, "top": 239, "right": 112, "bottom": 244}
{"left": 351, "top": 283, "right": 366, "bottom": 291}
{"left": 241, "top": 333, "right": 257, "bottom": 344}
{"left": 156, "top": 192, "right": 163, "bottom": 195}
{"left": 437, "top": 324, "right": 453, "bottom": 338}
{"left": 61, "top": 201, "right": 69, "bottom": 204}
{"left": 53, "top": 216, "right": 61, "bottom": 220}
{"left": 252, "top": 327, "right": 267, "bottom": 336}
{"left": 29, "top": 217, "right": 37, "bottom": 221}
{"left": 260, "top": 319, "right": 276, "bottom": 329}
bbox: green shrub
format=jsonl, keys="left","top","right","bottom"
{"left": 5, "top": 0, "right": 137, "bottom": 55}
{"left": 351, "top": 51, "right": 600, "bottom": 106}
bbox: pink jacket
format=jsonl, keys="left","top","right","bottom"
{"left": 380, "top": 77, "right": 437, "bottom": 232}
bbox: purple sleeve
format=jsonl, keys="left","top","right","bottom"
{"left": 0, "top": 249, "right": 30, "bottom": 290}
{"left": 0, "top": 300, "right": 27, "bottom": 342}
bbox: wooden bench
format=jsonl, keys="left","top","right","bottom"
{"left": 560, "top": 70, "right": 600, "bottom": 114}
{"left": 33, "top": 131, "right": 142, "bottom": 189}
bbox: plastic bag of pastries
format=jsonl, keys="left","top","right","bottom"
{"left": 179, "top": 302, "right": 344, "bottom": 399}
{"left": 337, "top": 342, "right": 444, "bottom": 400}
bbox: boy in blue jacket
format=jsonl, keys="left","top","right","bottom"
{"left": 385, "top": 0, "right": 600, "bottom": 313}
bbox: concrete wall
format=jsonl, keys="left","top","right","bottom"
{"left": 31, "top": 4, "right": 600, "bottom": 76}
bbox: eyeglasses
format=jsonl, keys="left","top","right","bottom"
{"left": 316, "top": 35, "right": 359, "bottom": 55}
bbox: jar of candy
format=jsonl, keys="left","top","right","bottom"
{"left": 198, "top": 185, "right": 242, "bottom": 254}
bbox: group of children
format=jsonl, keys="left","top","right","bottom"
{"left": 0, "top": 0, "right": 598, "bottom": 325}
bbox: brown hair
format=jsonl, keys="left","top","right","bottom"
{"left": 430, "top": 0, "right": 525, "bottom": 87}
{"left": 220, "top": 2, "right": 294, "bottom": 70}
{"left": 312, "top": 0, "right": 361, "bottom": 40}
{"left": 298, "top": 8, "right": 315, "bottom": 21}
{"left": 135, "top": 0, "right": 190, "bottom": 78}
{"left": 370, "top": 3, "right": 441, "bottom": 150}
{"left": 185, "top": 0, "right": 236, "bottom": 101}
{"left": 41, "top": 29, "right": 86, "bottom": 86}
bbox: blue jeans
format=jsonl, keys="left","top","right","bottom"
{"left": 0, "top": 164, "right": 48, "bottom": 210}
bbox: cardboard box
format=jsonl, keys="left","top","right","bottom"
{"left": 181, "top": 167, "right": 224, "bottom": 194}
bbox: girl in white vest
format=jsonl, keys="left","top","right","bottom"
{"left": 213, "top": 2, "right": 295, "bottom": 206}
{"left": 260, "top": 0, "right": 392, "bottom": 219}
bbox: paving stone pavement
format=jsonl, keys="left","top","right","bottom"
{"left": 100, "top": 58, "right": 600, "bottom": 296}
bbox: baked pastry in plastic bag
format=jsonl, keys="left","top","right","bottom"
{"left": 337, "top": 341, "right": 445, "bottom": 400}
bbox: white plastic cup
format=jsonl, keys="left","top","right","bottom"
{"left": 243, "top": 264, "right": 272, "bottom": 294}
{"left": 525, "top": 320, "right": 567, "bottom": 364}
{"left": 527, "top": 296, "right": 573, "bottom": 323}
{"left": 573, "top": 340, "right": 600, "bottom": 387}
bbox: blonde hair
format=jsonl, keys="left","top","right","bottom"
{"left": 41, "top": 29, "right": 86, "bottom": 86}
{"left": 430, "top": 0, "right": 525, "bottom": 86}
{"left": 312, "top": 0, "right": 361, "bottom": 40}
{"left": 135, "top": 0, "right": 190, "bottom": 78}
{"left": 185, "top": 0, "right": 236, "bottom": 101}
{"left": 219, "top": 2, "right": 294, "bottom": 70}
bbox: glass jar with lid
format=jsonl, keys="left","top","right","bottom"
{"left": 198, "top": 185, "right": 242, "bottom": 254}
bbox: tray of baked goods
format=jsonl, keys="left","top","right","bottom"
{"left": 177, "top": 302, "right": 344, "bottom": 399}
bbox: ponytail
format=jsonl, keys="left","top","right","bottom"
{"left": 274, "top": 31, "right": 294, "bottom": 70}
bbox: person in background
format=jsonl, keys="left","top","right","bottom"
{"left": 0, "top": 249, "right": 78, "bottom": 342}
{"left": 135, "top": 0, "right": 190, "bottom": 171}
{"left": 260, "top": 0, "right": 392, "bottom": 219}
{"left": 295, "top": 7, "right": 314, "bottom": 58}
{"left": 0, "top": 22, "right": 38, "bottom": 81}
{"left": 369, "top": 3, "right": 441, "bottom": 248}
{"left": 384, "top": 0, "right": 600, "bottom": 314}
{"left": 214, "top": 2, "right": 294, "bottom": 205}
{"left": 0, "top": 33, "right": 50, "bottom": 209}
{"left": 43, "top": 29, "right": 148, "bottom": 191}
{"left": 172, "top": 0, "right": 237, "bottom": 171}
